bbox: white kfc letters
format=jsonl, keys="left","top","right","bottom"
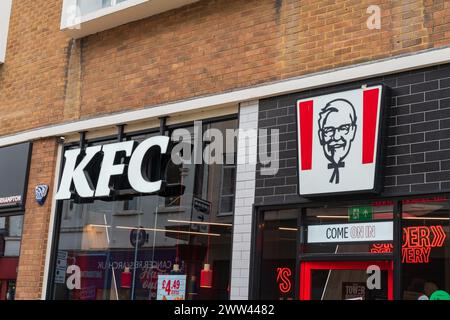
{"left": 55, "top": 136, "right": 170, "bottom": 200}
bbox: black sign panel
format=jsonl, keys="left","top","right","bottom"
{"left": 0, "top": 142, "right": 32, "bottom": 213}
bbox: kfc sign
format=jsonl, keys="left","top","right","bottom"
{"left": 297, "top": 85, "right": 387, "bottom": 196}
{"left": 56, "top": 136, "right": 170, "bottom": 200}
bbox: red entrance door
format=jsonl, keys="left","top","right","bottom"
{"left": 300, "top": 260, "right": 393, "bottom": 300}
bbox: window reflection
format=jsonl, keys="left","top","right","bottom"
{"left": 259, "top": 209, "right": 297, "bottom": 300}
{"left": 0, "top": 215, "right": 23, "bottom": 257}
{"left": 402, "top": 197, "right": 450, "bottom": 300}
{"left": 77, "top": 0, "right": 130, "bottom": 16}
{"left": 51, "top": 119, "right": 237, "bottom": 300}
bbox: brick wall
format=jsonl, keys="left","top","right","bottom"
{"left": 0, "top": 0, "right": 69, "bottom": 137}
{"left": 255, "top": 63, "right": 450, "bottom": 204}
{"left": 15, "top": 138, "right": 58, "bottom": 299}
{"left": 1, "top": 0, "right": 450, "bottom": 136}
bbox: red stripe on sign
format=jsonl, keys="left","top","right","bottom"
{"left": 362, "top": 88, "right": 380, "bottom": 164}
{"left": 299, "top": 100, "right": 313, "bottom": 170}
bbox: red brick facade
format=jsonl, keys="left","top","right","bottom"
{"left": 14, "top": 138, "right": 58, "bottom": 299}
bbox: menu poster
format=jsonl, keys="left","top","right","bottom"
{"left": 156, "top": 274, "right": 187, "bottom": 300}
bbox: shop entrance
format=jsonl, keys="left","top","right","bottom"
{"left": 299, "top": 260, "right": 393, "bottom": 300}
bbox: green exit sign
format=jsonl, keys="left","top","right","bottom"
{"left": 348, "top": 206, "right": 373, "bottom": 221}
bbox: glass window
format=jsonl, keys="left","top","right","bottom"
{"left": 0, "top": 215, "right": 24, "bottom": 257}
{"left": 304, "top": 203, "right": 394, "bottom": 255}
{"left": 401, "top": 197, "right": 450, "bottom": 300}
{"left": 77, "top": 0, "right": 109, "bottom": 16}
{"left": 219, "top": 165, "right": 235, "bottom": 215}
{"left": 8, "top": 215, "right": 23, "bottom": 237}
{"left": 311, "top": 268, "right": 389, "bottom": 300}
{"left": 50, "top": 118, "right": 238, "bottom": 300}
{"left": 259, "top": 209, "right": 297, "bottom": 300}
{"left": 77, "top": 0, "right": 131, "bottom": 16}
{"left": 77, "top": 0, "right": 128, "bottom": 15}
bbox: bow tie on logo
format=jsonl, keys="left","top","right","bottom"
{"left": 328, "top": 162, "right": 345, "bottom": 184}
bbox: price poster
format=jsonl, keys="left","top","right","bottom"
{"left": 156, "top": 274, "right": 187, "bottom": 300}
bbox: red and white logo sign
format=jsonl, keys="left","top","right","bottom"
{"left": 297, "top": 85, "right": 385, "bottom": 196}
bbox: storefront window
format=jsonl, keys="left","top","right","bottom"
{"left": 310, "top": 267, "right": 390, "bottom": 300}
{"left": 254, "top": 197, "right": 450, "bottom": 300}
{"left": 304, "top": 204, "right": 394, "bottom": 255}
{"left": 401, "top": 197, "right": 450, "bottom": 300}
{"left": 49, "top": 118, "right": 237, "bottom": 300}
{"left": 258, "top": 209, "right": 297, "bottom": 300}
{"left": 0, "top": 215, "right": 23, "bottom": 257}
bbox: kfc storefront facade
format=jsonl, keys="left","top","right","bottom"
{"left": 250, "top": 63, "right": 450, "bottom": 300}
{"left": 1, "top": 45, "right": 450, "bottom": 301}
{"left": 33, "top": 57, "right": 450, "bottom": 301}
{"left": 45, "top": 115, "right": 240, "bottom": 300}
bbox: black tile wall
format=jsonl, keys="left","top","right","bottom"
{"left": 255, "top": 64, "right": 450, "bottom": 205}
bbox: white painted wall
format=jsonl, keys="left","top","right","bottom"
{"left": 0, "top": 0, "right": 13, "bottom": 63}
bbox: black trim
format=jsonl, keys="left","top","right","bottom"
{"left": 21, "top": 142, "right": 33, "bottom": 213}
{"left": 117, "top": 125, "right": 125, "bottom": 142}
{"left": 254, "top": 192, "right": 450, "bottom": 209}
{"left": 294, "top": 209, "right": 302, "bottom": 300}
{"left": 45, "top": 197, "right": 63, "bottom": 300}
{"left": 79, "top": 131, "right": 86, "bottom": 151}
{"left": 62, "top": 114, "right": 239, "bottom": 149}
{"left": 159, "top": 117, "right": 167, "bottom": 136}
{"left": 393, "top": 200, "right": 402, "bottom": 300}
{"left": 225, "top": 107, "right": 242, "bottom": 300}
{"left": 45, "top": 144, "right": 66, "bottom": 300}
{"left": 298, "top": 253, "right": 393, "bottom": 261}
{"left": 0, "top": 142, "right": 32, "bottom": 214}
{"left": 125, "top": 114, "right": 238, "bottom": 140}
{"left": 248, "top": 203, "right": 261, "bottom": 299}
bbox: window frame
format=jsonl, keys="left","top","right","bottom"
{"left": 217, "top": 161, "right": 236, "bottom": 217}
{"left": 45, "top": 114, "right": 238, "bottom": 300}
{"left": 60, "top": 0, "right": 199, "bottom": 39}
{"left": 0, "top": 214, "right": 24, "bottom": 258}
{"left": 0, "top": 0, "right": 13, "bottom": 64}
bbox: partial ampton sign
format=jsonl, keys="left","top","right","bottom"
{"left": 297, "top": 85, "right": 386, "bottom": 196}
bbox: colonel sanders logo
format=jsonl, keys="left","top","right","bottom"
{"left": 297, "top": 85, "right": 386, "bottom": 196}
{"left": 318, "top": 99, "right": 357, "bottom": 184}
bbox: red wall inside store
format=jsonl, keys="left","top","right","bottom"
{"left": 0, "top": 257, "right": 18, "bottom": 280}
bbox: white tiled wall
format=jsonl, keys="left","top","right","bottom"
{"left": 230, "top": 100, "right": 258, "bottom": 299}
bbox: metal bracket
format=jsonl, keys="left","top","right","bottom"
{"left": 159, "top": 116, "right": 168, "bottom": 136}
